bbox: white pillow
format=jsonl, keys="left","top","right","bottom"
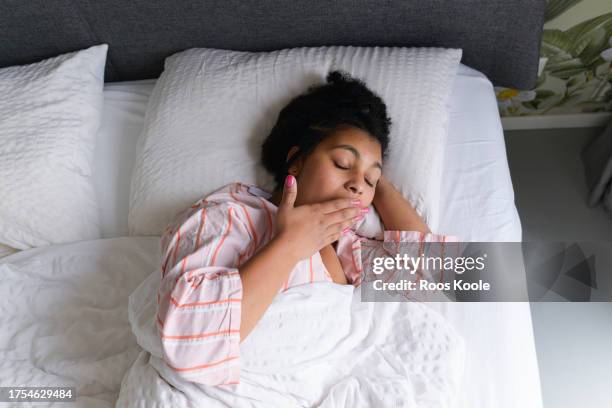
{"left": 129, "top": 46, "right": 462, "bottom": 236}
{"left": 0, "top": 44, "right": 107, "bottom": 249}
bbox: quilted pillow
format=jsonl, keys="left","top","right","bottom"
{"left": 0, "top": 44, "right": 107, "bottom": 249}
{"left": 129, "top": 46, "right": 462, "bottom": 236}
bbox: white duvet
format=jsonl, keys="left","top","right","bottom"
{"left": 117, "top": 270, "right": 466, "bottom": 407}
{"left": 0, "top": 237, "right": 541, "bottom": 407}
{"left": 0, "top": 237, "right": 159, "bottom": 407}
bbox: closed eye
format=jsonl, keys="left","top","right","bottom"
{"left": 334, "top": 162, "right": 349, "bottom": 170}
{"left": 335, "top": 162, "right": 375, "bottom": 187}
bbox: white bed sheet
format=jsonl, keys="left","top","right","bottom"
{"left": 93, "top": 79, "right": 156, "bottom": 239}
{"left": 439, "top": 65, "right": 522, "bottom": 241}
{"left": 0, "top": 237, "right": 541, "bottom": 408}
{"left": 92, "top": 64, "right": 522, "bottom": 242}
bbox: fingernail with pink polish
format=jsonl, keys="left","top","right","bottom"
{"left": 342, "top": 227, "right": 351, "bottom": 234}
{"left": 285, "top": 175, "right": 294, "bottom": 187}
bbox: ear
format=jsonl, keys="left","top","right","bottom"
{"left": 286, "top": 146, "right": 299, "bottom": 162}
{"left": 286, "top": 146, "right": 304, "bottom": 175}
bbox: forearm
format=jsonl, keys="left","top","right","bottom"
{"left": 372, "top": 176, "right": 431, "bottom": 234}
{"left": 238, "top": 235, "right": 299, "bottom": 342}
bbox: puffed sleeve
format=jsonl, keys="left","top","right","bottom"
{"left": 379, "top": 230, "right": 460, "bottom": 272}
{"left": 382, "top": 229, "right": 460, "bottom": 243}
{"left": 355, "top": 227, "right": 460, "bottom": 283}
{"left": 353, "top": 205, "right": 459, "bottom": 243}
{"left": 344, "top": 223, "right": 459, "bottom": 289}
{"left": 156, "top": 200, "right": 254, "bottom": 386}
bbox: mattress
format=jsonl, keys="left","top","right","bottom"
{"left": 0, "top": 64, "right": 539, "bottom": 407}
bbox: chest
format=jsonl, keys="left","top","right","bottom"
{"left": 319, "top": 243, "right": 347, "bottom": 285}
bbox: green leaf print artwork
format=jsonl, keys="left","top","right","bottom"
{"left": 495, "top": 2, "right": 612, "bottom": 117}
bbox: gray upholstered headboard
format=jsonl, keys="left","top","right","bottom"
{"left": 0, "top": 0, "right": 546, "bottom": 89}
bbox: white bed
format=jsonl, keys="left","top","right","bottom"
{"left": 0, "top": 64, "right": 541, "bottom": 407}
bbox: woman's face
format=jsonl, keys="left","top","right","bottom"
{"left": 288, "top": 126, "right": 383, "bottom": 208}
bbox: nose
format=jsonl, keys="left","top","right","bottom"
{"left": 346, "top": 179, "right": 364, "bottom": 196}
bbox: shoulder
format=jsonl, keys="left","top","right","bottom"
{"left": 161, "top": 183, "right": 253, "bottom": 253}
{"left": 161, "top": 183, "right": 240, "bottom": 235}
{"left": 186, "top": 183, "right": 251, "bottom": 223}
{"left": 163, "top": 182, "right": 272, "bottom": 238}
{"left": 197, "top": 181, "right": 269, "bottom": 209}
{"left": 184, "top": 181, "right": 274, "bottom": 231}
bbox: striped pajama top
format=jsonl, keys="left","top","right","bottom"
{"left": 156, "top": 181, "right": 458, "bottom": 386}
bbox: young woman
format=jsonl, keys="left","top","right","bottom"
{"left": 156, "top": 71, "right": 456, "bottom": 386}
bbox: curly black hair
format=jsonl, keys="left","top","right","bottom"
{"left": 261, "top": 70, "right": 392, "bottom": 191}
